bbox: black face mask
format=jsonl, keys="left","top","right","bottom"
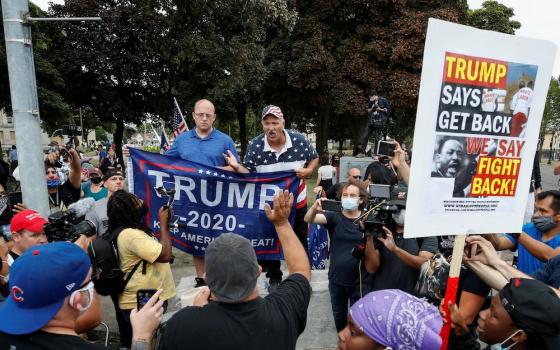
{"left": 90, "top": 177, "right": 102, "bottom": 185}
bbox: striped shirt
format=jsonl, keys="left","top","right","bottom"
{"left": 244, "top": 129, "right": 318, "bottom": 208}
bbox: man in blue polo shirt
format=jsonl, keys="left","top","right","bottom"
{"left": 489, "top": 190, "right": 560, "bottom": 274}
{"left": 125, "top": 99, "right": 239, "bottom": 287}
{"left": 165, "top": 99, "right": 239, "bottom": 167}
{"left": 167, "top": 99, "right": 239, "bottom": 286}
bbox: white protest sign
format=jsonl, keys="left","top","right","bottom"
{"left": 405, "top": 19, "right": 557, "bottom": 238}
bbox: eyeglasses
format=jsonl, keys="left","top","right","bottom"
{"left": 46, "top": 170, "right": 57, "bottom": 175}
{"left": 351, "top": 175, "right": 361, "bottom": 180}
{"left": 194, "top": 112, "right": 215, "bottom": 119}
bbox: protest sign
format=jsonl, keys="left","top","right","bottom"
{"left": 127, "top": 148, "right": 299, "bottom": 259}
{"left": 405, "top": 19, "right": 557, "bottom": 238}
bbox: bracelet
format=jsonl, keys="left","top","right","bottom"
{"left": 131, "top": 340, "right": 150, "bottom": 350}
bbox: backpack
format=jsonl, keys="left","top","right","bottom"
{"left": 88, "top": 226, "right": 145, "bottom": 296}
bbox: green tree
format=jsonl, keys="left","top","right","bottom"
{"left": 541, "top": 78, "right": 560, "bottom": 152}
{"left": 467, "top": 0, "right": 521, "bottom": 34}
{"left": 47, "top": 0, "right": 170, "bottom": 160}
{"left": 265, "top": 0, "right": 469, "bottom": 154}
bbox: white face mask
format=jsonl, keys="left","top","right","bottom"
{"left": 69, "top": 281, "right": 94, "bottom": 312}
{"left": 392, "top": 209, "right": 406, "bottom": 226}
{"left": 489, "top": 329, "right": 521, "bottom": 350}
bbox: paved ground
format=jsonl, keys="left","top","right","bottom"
{"left": 94, "top": 159, "right": 560, "bottom": 349}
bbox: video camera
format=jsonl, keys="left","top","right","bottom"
{"left": 44, "top": 198, "right": 97, "bottom": 242}
{"left": 361, "top": 184, "right": 406, "bottom": 239}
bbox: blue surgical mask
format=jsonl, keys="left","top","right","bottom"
{"left": 341, "top": 197, "right": 359, "bottom": 211}
{"left": 47, "top": 178, "right": 61, "bottom": 188}
{"left": 531, "top": 215, "right": 556, "bottom": 232}
{"left": 489, "top": 329, "right": 521, "bottom": 350}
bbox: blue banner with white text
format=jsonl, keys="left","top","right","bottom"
{"left": 128, "top": 148, "right": 299, "bottom": 260}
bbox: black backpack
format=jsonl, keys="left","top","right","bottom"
{"left": 88, "top": 226, "right": 145, "bottom": 296}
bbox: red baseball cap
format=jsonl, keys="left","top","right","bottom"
{"left": 10, "top": 210, "right": 48, "bottom": 234}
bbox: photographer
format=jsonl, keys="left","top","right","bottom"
{"left": 45, "top": 146, "right": 81, "bottom": 212}
{"left": 364, "top": 187, "right": 438, "bottom": 294}
{"left": 304, "top": 181, "right": 370, "bottom": 332}
{"left": 108, "top": 190, "right": 175, "bottom": 349}
{"left": 361, "top": 91, "right": 391, "bottom": 154}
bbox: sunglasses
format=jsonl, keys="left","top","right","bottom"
{"left": 352, "top": 175, "right": 361, "bottom": 180}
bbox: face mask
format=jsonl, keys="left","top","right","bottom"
{"left": 392, "top": 209, "right": 406, "bottom": 226}
{"left": 531, "top": 215, "right": 556, "bottom": 232}
{"left": 489, "top": 329, "right": 521, "bottom": 350}
{"left": 90, "top": 177, "right": 102, "bottom": 185}
{"left": 47, "top": 178, "right": 61, "bottom": 188}
{"left": 69, "top": 281, "right": 94, "bottom": 312}
{"left": 341, "top": 197, "right": 359, "bottom": 211}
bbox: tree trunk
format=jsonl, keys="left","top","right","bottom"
{"left": 114, "top": 116, "right": 125, "bottom": 169}
{"left": 316, "top": 105, "right": 331, "bottom": 157}
{"left": 236, "top": 101, "right": 247, "bottom": 161}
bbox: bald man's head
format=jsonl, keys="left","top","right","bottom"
{"left": 347, "top": 168, "right": 361, "bottom": 181}
{"left": 192, "top": 99, "right": 216, "bottom": 133}
{"left": 194, "top": 99, "right": 215, "bottom": 112}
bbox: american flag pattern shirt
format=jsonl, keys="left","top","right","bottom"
{"left": 244, "top": 129, "right": 318, "bottom": 208}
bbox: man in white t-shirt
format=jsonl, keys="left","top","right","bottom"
{"left": 510, "top": 81, "right": 534, "bottom": 137}
{"left": 481, "top": 88, "right": 507, "bottom": 112}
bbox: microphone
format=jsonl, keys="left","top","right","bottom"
{"left": 67, "top": 197, "right": 96, "bottom": 217}
{"left": 170, "top": 222, "right": 189, "bottom": 228}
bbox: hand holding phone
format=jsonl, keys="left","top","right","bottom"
{"left": 137, "top": 289, "right": 158, "bottom": 310}
{"left": 377, "top": 141, "right": 396, "bottom": 157}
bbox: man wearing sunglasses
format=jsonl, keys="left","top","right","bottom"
{"left": 324, "top": 168, "right": 362, "bottom": 200}
{"left": 0, "top": 242, "right": 162, "bottom": 349}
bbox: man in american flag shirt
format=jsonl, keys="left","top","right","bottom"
{"left": 225, "top": 105, "right": 318, "bottom": 291}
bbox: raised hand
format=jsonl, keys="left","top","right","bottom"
{"left": 264, "top": 190, "right": 294, "bottom": 225}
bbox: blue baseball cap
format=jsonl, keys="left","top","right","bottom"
{"left": 0, "top": 242, "right": 90, "bottom": 335}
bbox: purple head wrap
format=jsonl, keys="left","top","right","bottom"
{"left": 349, "top": 289, "right": 443, "bottom": 350}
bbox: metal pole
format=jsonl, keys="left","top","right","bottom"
{"left": 26, "top": 17, "right": 102, "bottom": 22}
{"left": 2, "top": 0, "right": 49, "bottom": 216}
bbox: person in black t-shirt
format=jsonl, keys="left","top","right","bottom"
{"left": 158, "top": 190, "right": 311, "bottom": 350}
{"left": 437, "top": 235, "right": 491, "bottom": 349}
{"left": 45, "top": 147, "right": 81, "bottom": 211}
{"left": 364, "top": 189, "right": 438, "bottom": 295}
{"left": 305, "top": 182, "right": 370, "bottom": 332}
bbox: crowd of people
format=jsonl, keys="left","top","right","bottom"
{"left": 0, "top": 96, "right": 558, "bottom": 350}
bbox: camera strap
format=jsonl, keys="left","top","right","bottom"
{"left": 123, "top": 260, "right": 145, "bottom": 288}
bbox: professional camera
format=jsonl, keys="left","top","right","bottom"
{"left": 360, "top": 184, "right": 402, "bottom": 239}
{"left": 44, "top": 198, "right": 97, "bottom": 242}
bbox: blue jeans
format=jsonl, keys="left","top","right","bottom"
{"left": 329, "top": 281, "right": 362, "bottom": 332}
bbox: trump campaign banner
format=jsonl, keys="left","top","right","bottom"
{"left": 127, "top": 148, "right": 300, "bottom": 259}
{"left": 405, "top": 19, "right": 557, "bottom": 238}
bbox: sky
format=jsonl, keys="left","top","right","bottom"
{"left": 33, "top": 0, "right": 559, "bottom": 77}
